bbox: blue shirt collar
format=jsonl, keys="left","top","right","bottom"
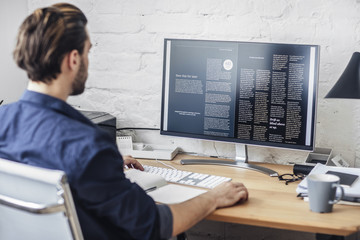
{"left": 20, "top": 90, "right": 93, "bottom": 126}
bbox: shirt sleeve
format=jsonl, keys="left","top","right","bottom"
{"left": 70, "top": 144, "right": 163, "bottom": 240}
{"left": 157, "top": 204, "right": 173, "bottom": 239}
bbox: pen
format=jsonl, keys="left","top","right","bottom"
{"left": 297, "top": 193, "right": 360, "bottom": 203}
{"left": 124, "top": 164, "right": 135, "bottom": 169}
{"left": 342, "top": 196, "right": 360, "bottom": 203}
{"left": 145, "top": 186, "right": 157, "bottom": 193}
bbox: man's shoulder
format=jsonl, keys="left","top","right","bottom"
{"left": 0, "top": 100, "right": 118, "bottom": 172}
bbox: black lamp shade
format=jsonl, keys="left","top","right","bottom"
{"left": 325, "top": 52, "right": 360, "bottom": 99}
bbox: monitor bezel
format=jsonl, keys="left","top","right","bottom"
{"left": 160, "top": 38, "right": 320, "bottom": 152}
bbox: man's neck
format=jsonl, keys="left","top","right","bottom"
{"left": 27, "top": 80, "right": 70, "bottom": 101}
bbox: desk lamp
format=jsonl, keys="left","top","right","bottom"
{"left": 324, "top": 52, "right": 360, "bottom": 167}
{"left": 325, "top": 52, "right": 360, "bottom": 99}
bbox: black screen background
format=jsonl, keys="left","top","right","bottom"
{"left": 161, "top": 39, "right": 319, "bottom": 151}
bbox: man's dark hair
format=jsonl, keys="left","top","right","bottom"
{"left": 13, "top": 3, "right": 88, "bottom": 82}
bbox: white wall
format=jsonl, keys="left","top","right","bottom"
{"left": 0, "top": 0, "right": 28, "bottom": 104}
{"left": 17, "top": 0, "right": 360, "bottom": 167}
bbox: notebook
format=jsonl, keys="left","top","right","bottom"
{"left": 125, "top": 169, "right": 206, "bottom": 204}
{"left": 296, "top": 163, "right": 360, "bottom": 199}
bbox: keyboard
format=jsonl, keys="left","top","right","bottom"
{"left": 143, "top": 165, "right": 231, "bottom": 189}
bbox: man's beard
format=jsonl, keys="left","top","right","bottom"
{"left": 70, "top": 59, "right": 87, "bottom": 96}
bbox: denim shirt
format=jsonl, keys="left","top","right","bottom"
{"left": 0, "top": 90, "right": 172, "bottom": 240}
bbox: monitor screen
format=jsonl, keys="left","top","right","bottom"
{"left": 161, "top": 39, "right": 319, "bottom": 151}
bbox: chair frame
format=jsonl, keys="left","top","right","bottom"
{"left": 0, "top": 158, "right": 83, "bottom": 240}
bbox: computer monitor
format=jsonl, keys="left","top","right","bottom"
{"left": 161, "top": 38, "right": 319, "bottom": 176}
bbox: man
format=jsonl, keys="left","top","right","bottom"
{"left": 0, "top": 3, "right": 248, "bottom": 239}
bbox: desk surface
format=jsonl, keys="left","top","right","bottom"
{"left": 140, "top": 154, "right": 360, "bottom": 236}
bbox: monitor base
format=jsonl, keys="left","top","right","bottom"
{"left": 180, "top": 159, "right": 279, "bottom": 177}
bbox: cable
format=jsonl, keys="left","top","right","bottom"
{"left": 117, "top": 127, "right": 160, "bottom": 131}
{"left": 155, "top": 159, "right": 178, "bottom": 170}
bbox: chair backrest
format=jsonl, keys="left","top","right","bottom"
{"left": 0, "top": 158, "right": 83, "bottom": 240}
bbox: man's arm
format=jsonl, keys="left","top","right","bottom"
{"left": 123, "top": 155, "right": 249, "bottom": 237}
{"left": 169, "top": 181, "right": 248, "bottom": 236}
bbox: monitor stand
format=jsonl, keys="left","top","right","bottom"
{"left": 180, "top": 144, "right": 279, "bottom": 177}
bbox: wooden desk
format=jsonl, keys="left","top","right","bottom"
{"left": 140, "top": 154, "right": 360, "bottom": 237}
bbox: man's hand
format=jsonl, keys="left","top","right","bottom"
{"left": 123, "top": 155, "right": 144, "bottom": 171}
{"left": 169, "top": 181, "right": 248, "bottom": 236}
{"left": 208, "top": 181, "right": 248, "bottom": 208}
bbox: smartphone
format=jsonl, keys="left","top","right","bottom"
{"left": 326, "top": 171, "right": 359, "bottom": 187}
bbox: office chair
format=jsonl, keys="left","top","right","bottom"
{"left": 0, "top": 158, "right": 83, "bottom": 240}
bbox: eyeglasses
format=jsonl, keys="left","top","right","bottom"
{"left": 278, "top": 173, "right": 304, "bottom": 185}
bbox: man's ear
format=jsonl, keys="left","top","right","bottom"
{"left": 67, "top": 49, "right": 80, "bottom": 71}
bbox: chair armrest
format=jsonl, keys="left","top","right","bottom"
{"left": 0, "top": 193, "right": 65, "bottom": 214}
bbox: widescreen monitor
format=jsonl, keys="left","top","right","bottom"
{"left": 161, "top": 39, "right": 319, "bottom": 175}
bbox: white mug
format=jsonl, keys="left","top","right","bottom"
{"left": 307, "top": 174, "right": 344, "bottom": 213}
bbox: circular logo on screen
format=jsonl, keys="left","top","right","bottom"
{"left": 223, "top": 59, "right": 233, "bottom": 71}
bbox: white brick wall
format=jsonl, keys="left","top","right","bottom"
{"left": 27, "top": 0, "right": 360, "bottom": 167}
